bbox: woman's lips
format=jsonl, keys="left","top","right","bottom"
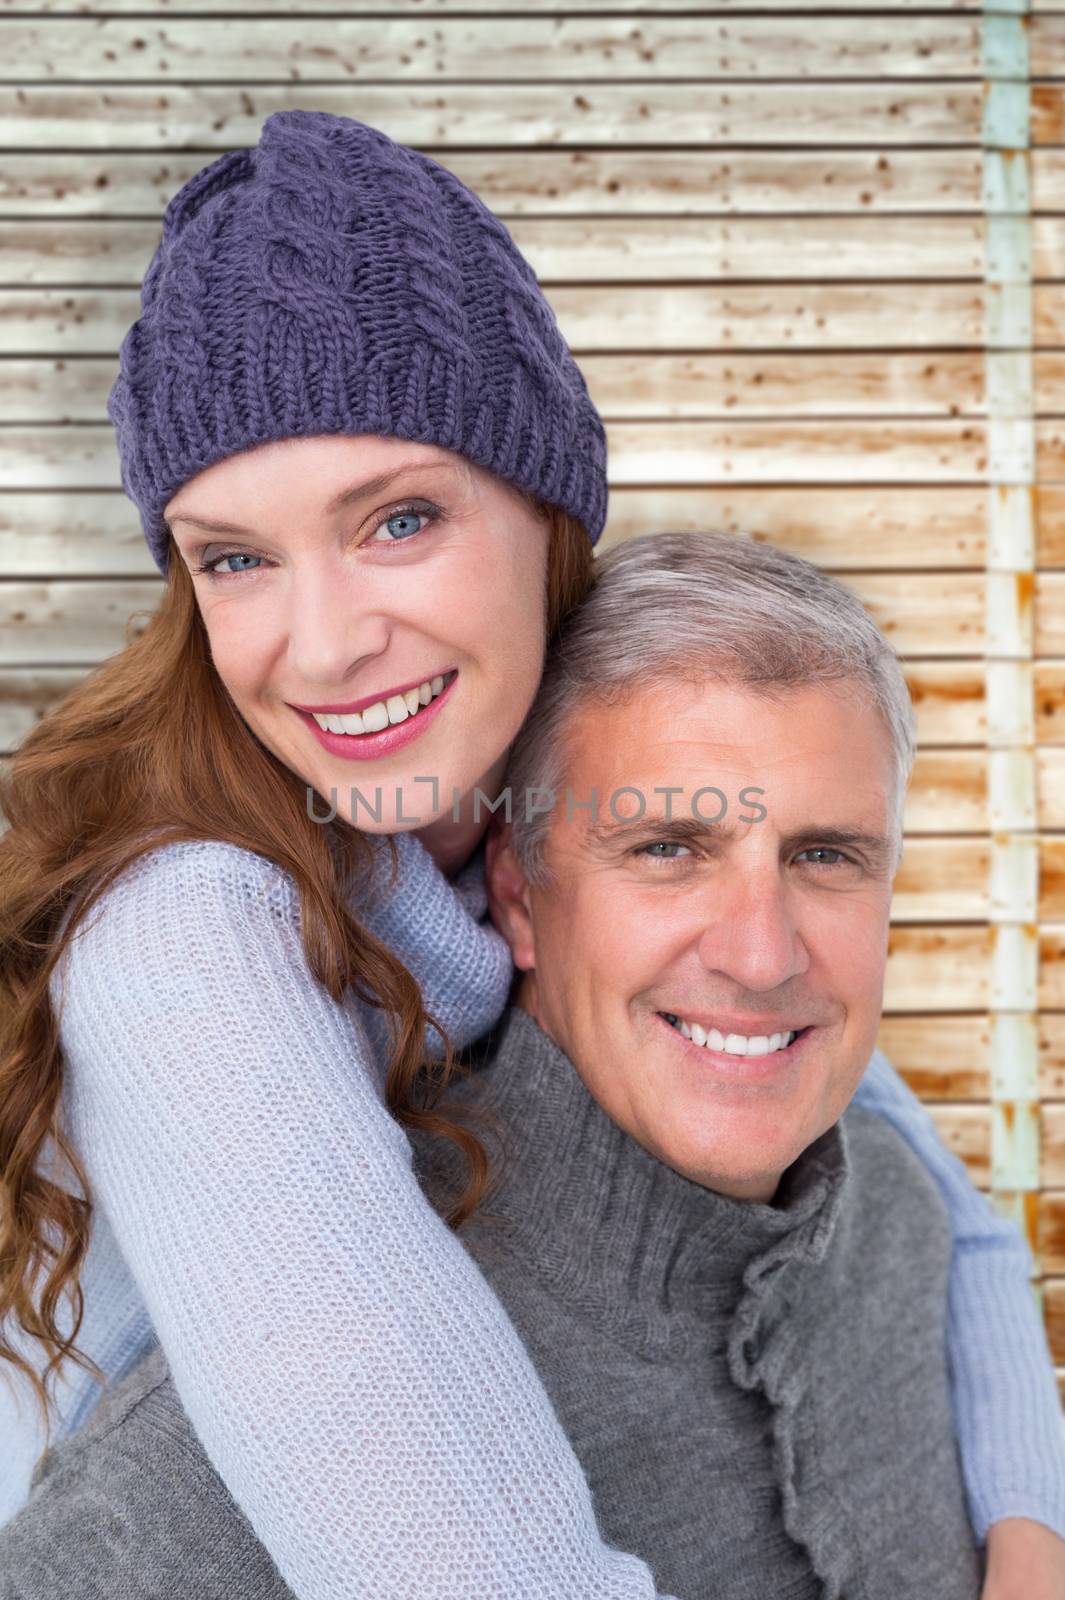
{"left": 294, "top": 672, "right": 456, "bottom": 762}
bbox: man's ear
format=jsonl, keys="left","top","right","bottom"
{"left": 485, "top": 821, "right": 536, "bottom": 972}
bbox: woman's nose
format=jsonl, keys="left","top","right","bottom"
{"left": 284, "top": 567, "right": 392, "bottom": 687}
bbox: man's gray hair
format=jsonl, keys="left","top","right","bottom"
{"left": 505, "top": 529, "right": 917, "bottom": 886}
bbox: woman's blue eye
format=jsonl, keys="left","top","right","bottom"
{"left": 372, "top": 506, "right": 432, "bottom": 543}
{"left": 197, "top": 551, "right": 262, "bottom": 576}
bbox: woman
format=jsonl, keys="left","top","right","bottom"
{"left": 0, "top": 110, "right": 1061, "bottom": 1598}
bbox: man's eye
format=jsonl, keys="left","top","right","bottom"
{"left": 637, "top": 841, "right": 692, "bottom": 861}
{"left": 797, "top": 847, "right": 848, "bottom": 867}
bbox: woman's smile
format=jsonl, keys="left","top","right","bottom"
{"left": 291, "top": 670, "right": 458, "bottom": 762}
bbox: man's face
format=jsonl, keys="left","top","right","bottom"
{"left": 492, "top": 679, "right": 898, "bottom": 1202}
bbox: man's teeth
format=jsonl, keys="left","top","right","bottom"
{"left": 663, "top": 1015, "right": 797, "bottom": 1057}
{"left": 311, "top": 674, "right": 448, "bottom": 735}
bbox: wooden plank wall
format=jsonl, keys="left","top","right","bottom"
{"left": 2, "top": 3, "right": 1065, "bottom": 1396}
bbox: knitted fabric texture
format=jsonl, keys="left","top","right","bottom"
{"left": 1, "top": 836, "right": 1063, "bottom": 1598}
{"left": 107, "top": 110, "right": 608, "bottom": 574}
{"left": 0, "top": 1064, "right": 981, "bottom": 1600}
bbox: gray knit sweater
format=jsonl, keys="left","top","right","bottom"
{"left": 0, "top": 1006, "right": 983, "bottom": 1599}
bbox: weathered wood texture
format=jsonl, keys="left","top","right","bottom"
{"left": 2, "top": 6, "right": 1064, "bottom": 1390}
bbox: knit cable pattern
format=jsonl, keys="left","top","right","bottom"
{"left": 107, "top": 111, "right": 607, "bottom": 574}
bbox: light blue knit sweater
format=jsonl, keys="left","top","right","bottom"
{"left": 0, "top": 831, "right": 1062, "bottom": 1600}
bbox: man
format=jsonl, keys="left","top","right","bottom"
{"left": 2, "top": 532, "right": 1064, "bottom": 1598}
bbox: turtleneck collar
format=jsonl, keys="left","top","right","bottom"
{"left": 434, "top": 1006, "right": 852, "bottom": 1358}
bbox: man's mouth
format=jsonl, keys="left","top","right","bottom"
{"left": 658, "top": 1012, "right": 811, "bottom": 1059}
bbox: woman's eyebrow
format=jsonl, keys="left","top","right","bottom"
{"left": 168, "top": 460, "right": 463, "bottom": 537}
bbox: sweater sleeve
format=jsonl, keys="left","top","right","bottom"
{"left": 350, "top": 831, "right": 514, "bottom": 1064}
{"left": 853, "top": 1048, "right": 1065, "bottom": 1542}
{"left": 50, "top": 840, "right": 679, "bottom": 1600}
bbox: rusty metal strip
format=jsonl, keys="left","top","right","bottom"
{"left": 983, "top": 0, "right": 1040, "bottom": 1208}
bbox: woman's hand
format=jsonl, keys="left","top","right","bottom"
{"left": 982, "top": 1516, "right": 1065, "bottom": 1599}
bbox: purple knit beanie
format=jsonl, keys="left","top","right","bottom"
{"left": 108, "top": 110, "right": 608, "bottom": 575}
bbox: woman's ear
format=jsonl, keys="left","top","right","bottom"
{"left": 485, "top": 821, "right": 537, "bottom": 972}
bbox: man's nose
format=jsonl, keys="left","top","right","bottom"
{"left": 285, "top": 565, "right": 391, "bottom": 686}
{"left": 694, "top": 866, "right": 810, "bottom": 993}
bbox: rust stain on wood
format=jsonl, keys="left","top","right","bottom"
{"left": 1041, "top": 1196, "right": 1065, "bottom": 1271}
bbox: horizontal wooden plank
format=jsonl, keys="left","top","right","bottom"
{"left": 1040, "top": 749, "right": 1065, "bottom": 830}
{"left": 1042, "top": 500, "right": 1065, "bottom": 582}
{"left": 1037, "top": 424, "right": 1065, "bottom": 481}
{"left": 1043, "top": 1193, "right": 1065, "bottom": 1273}
{"left": 604, "top": 488, "right": 988, "bottom": 569}
{"left": 1034, "top": 153, "right": 1065, "bottom": 219}
{"left": 0, "top": 668, "right": 87, "bottom": 750}
{"left": 0, "top": 487, "right": 993, "bottom": 578}
{"left": 0, "top": 18, "right": 991, "bottom": 83}
{"left": 886, "top": 928, "right": 1029, "bottom": 1012}
{"left": 1037, "top": 286, "right": 1065, "bottom": 347}
{"left": 0, "top": 0, "right": 991, "bottom": 12}
{"left": 15, "top": 148, "right": 1065, "bottom": 226}
{"left": 1042, "top": 931, "right": 1065, "bottom": 1010}
{"left": 0, "top": 149, "right": 990, "bottom": 221}
{"left": 10, "top": 217, "right": 1060, "bottom": 291}
{"left": 1037, "top": 576, "right": 1065, "bottom": 656}
{"left": 1, "top": 353, "right": 1001, "bottom": 426}
{"left": 606, "top": 422, "right": 993, "bottom": 486}
{"left": 1042, "top": 841, "right": 1065, "bottom": 922}
{"left": 1037, "top": 663, "right": 1065, "bottom": 742}
{"left": 1037, "top": 1017, "right": 1065, "bottom": 1100}
{"left": 0, "top": 570, "right": 997, "bottom": 664}
{"left": 1039, "top": 489, "right": 1065, "bottom": 567}
{"left": 1046, "top": 1107, "right": 1065, "bottom": 1190}
{"left": 905, "top": 663, "right": 987, "bottom": 745}
{"left": 1, "top": 285, "right": 1010, "bottom": 357}
{"left": 876, "top": 1014, "right": 989, "bottom": 1099}
{"left": 1034, "top": 85, "right": 1065, "bottom": 145}
{"left": 893, "top": 838, "right": 989, "bottom": 922}
{"left": 0, "top": 84, "right": 987, "bottom": 150}
{"left": 1037, "top": 356, "right": 1065, "bottom": 419}
{"left": 0, "top": 580, "right": 157, "bottom": 667}
{"left": 1, "top": 217, "right": 1000, "bottom": 287}
{"left": 0, "top": 421, "right": 1006, "bottom": 491}
{"left": 907, "top": 752, "right": 986, "bottom": 833}
{"left": 1030, "top": 20, "right": 1065, "bottom": 78}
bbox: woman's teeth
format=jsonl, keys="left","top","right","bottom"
{"left": 662, "top": 1014, "right": 798, "bottom": 1057}
{"left": 310, "top": 674, "right": 450, "bottom": 735}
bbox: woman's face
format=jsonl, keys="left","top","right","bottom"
{"left": 164, "top": 434, "right": 551, "bottom": 839}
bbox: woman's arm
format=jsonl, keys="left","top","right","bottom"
{"left": 853, "top": 1049, "right": 1065, "bottom": 1543}
{"left": 49, "top": 839, "right": 678, "bottom": 1600}
{"left": 351, "top": 832, "right": 513, "bottom": 1064}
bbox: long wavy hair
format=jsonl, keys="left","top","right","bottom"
{"left": 0, "top": 501, "right": 594, "bottom": 1428}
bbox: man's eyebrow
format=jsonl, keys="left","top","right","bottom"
{"left": 167, "top": 460, "right": 463, "bottom": 537}
{"left": 585, "top": 814, "right": 734, "bottom": 850}
{"left": 584, "top": 814, "right": 893, "bottom": 861}
{"left": 779, "top": 826, "right": 895, "bottom": 864}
